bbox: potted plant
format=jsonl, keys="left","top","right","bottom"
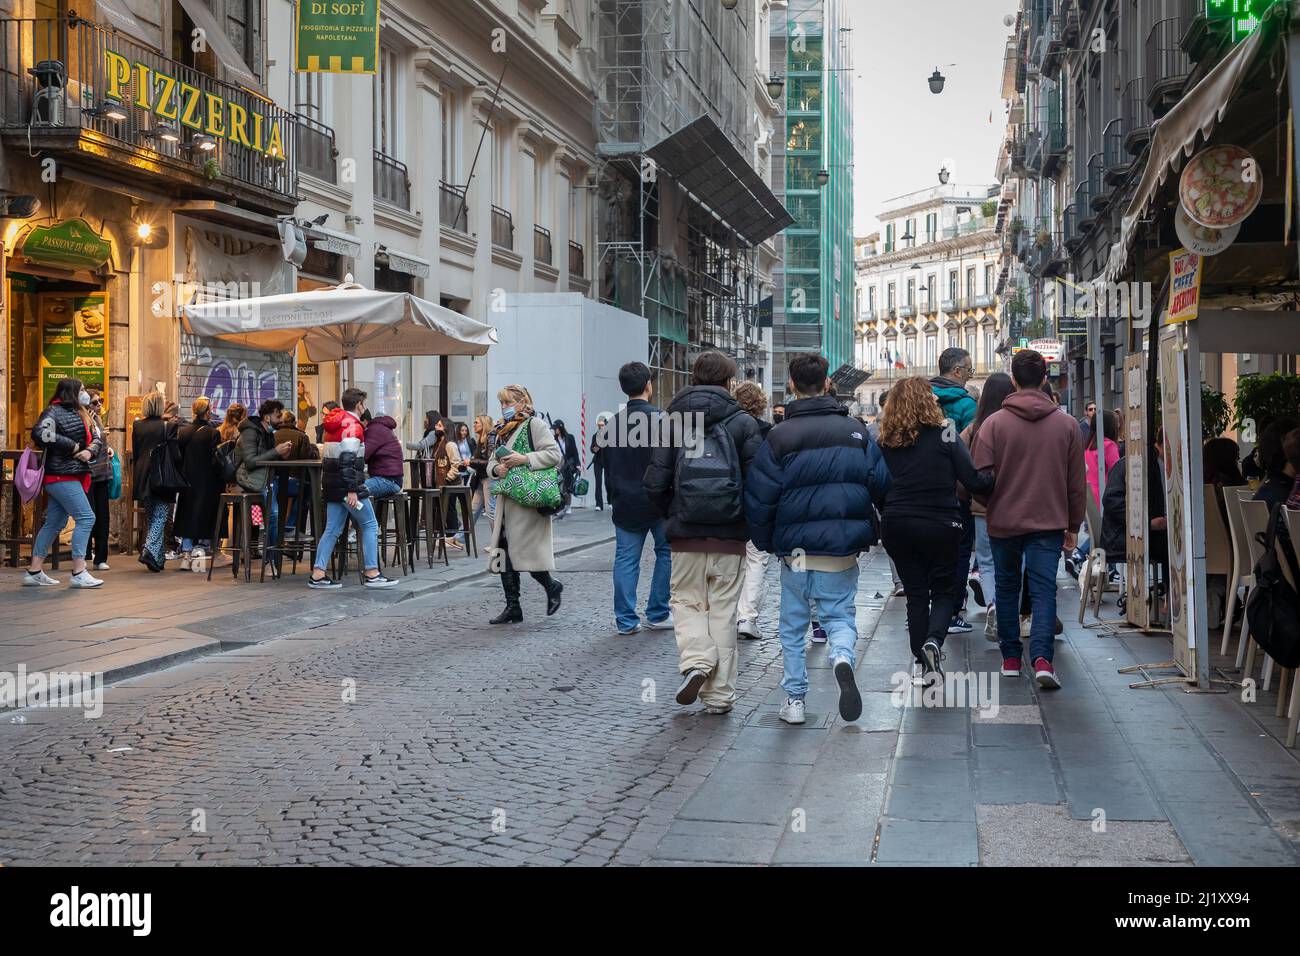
{"left": 1037, "top": 227, "right": 1052, "bottom": 246}
{"left": 1201, "top": 385, "right": 1230, "bottom": 441}
{"left": 202, "top": 157, "right": 221, "bottom": 180}
{"left": 981, "top": 199, "right": 998, "bottom": 219}
{"left": 1009, "top": 217, "right": 1024, "bottom": 237}
{"left": 1232, "top": 372, "right": 1300, "bottom": 434}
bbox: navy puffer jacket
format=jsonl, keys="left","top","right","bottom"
{"left": 744, "top": 395, "right": 891, "bottom": 557}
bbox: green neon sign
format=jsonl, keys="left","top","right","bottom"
{"left": 1206, "top": 0, "right": 1279, "bottom": 43}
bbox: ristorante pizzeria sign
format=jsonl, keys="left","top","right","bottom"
{"left": 104, "top": 50, "right": 288, "bottom": 158}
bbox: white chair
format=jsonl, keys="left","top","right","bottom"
{"left": 1220, "top": 489, "right": 1256, "bottom": 659}
{"left": 1238, "top": 496, "right": 1273, "bottom": 684}
{"left": 1203, "top": 484, "right": 1233, "bottom": 635}
{"left": 1078, "top": 490, "right": 1107, "bottom": 624}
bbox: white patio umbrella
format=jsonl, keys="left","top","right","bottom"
{"left": 180, "top": 280, "right": 497, "bottom": 380}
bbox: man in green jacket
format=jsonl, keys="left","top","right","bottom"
{"left": 931, "top": 348, "right": 978, "bottom": 633}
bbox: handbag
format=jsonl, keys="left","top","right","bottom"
{"left": 14, "top": 447, "right": 44, "bottom": 504}
{"left": 1245, "top": 504, "right": 1300, "bottom": 669}
{"left": 574, "top": 477, "right": 590, "bottom": 498}
{"left": 108, "top": 453, "right": 122, "bottom": 501}
{"left": 145, "top": 429, "right": 189, "bottom": 497}
{"left": 491, "top": 418, "right": 562, "bottom": 510}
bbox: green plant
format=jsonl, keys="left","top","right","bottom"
{"left": 1024, "top": 317, "right": 1047, "bottom": 339}
{"left": 981, "top": 199, "right": 998, "bottom": 218}
{"left": 1201, "top": 385, "right": 1230, "bottom": 441}
{"left": 1003, "top": 286, "right": 1028, "bottom": 323}
{"left": 202, "top": 157, "right": 221, "bottom": 180}
{"left": 1036, "top": 228, "right": 1052, "bottom": 246}
{"left": 1232, "top": 372, "right": 1300, "bottom": 432}
{"left": 1009, "top": 217, "right": 1024, "bottom": 236}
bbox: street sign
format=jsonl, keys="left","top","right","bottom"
{"left": 1057, "top": 314, "right": 1088, "bottom": 336}
{"left": 296, "top": 0, "right": 381, "bottom": 73}
{"left": 1206, "top": 0, "right": 1279, "bottom": 44}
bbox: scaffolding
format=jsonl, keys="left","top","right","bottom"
{"left": 593, "top": 0, "right": 772, "bottom": 399}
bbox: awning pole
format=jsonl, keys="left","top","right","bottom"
{"left": 1289, "top": 29, "right": 1300, "bottom": 286}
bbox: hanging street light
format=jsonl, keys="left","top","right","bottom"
{"left": 928, "top": 67, "right": 947, "bottom": 94}
{"left": 765, "top": 74, "right": 785, "bottom": 100}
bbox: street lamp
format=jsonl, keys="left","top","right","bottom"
{"left": 938, "top": 166, "right": 950, "bottom": 185}
{"left": 721, "top": 0, "right": 738, "bottom": 9}
{"left": 928, "top": 68, "right": 946, "bottom": 94}
{"left": 765, "top": 74, "right": 785, "bottom": 99}
{"left": 816, "top": 168, "right": 830, "bottom": 187}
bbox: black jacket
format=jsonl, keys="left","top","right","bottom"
{"left": 746, "top": 396, "right": 892, "bottom": 556}
{"left": 131, "top": 417, "right": 179, "bottom": 503}
{"left": 599, "top": 398, "right": 661, "bottom": 531}
{"left": 643, "top": 385, "right": 762, "bottom": 542}
{"left": 32, "top": 402, "right": 100, "bottom": 478}
{"left": 321, "top": 443, "right": 369, "bottom": 503}
{"left": 878, "top": 425, "right": 992, "bottom": 524}
{"left": 557, "top": 432, "right": 581, "bottom": 487}
{"left": 174, "top": 419, "right": 223, "bottom": 540}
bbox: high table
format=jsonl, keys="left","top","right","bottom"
{"left": 259, "top": 459, "right": 323, "bottom": 579}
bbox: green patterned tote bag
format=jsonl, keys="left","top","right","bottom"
{"left": 492, "top": 418, "right": 563, "bottom": 510}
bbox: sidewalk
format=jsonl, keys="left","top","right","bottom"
{"left": 637, "top": 551, "right": 1300, "bottom": 866}
{"left": 0, "top": 506, "right": 615, "bottom": 690}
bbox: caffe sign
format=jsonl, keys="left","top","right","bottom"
{"left": 103, "top": 50, "right": 288, "bottom": 158}
{"left": 17, "top": 218, "right": 113, "bottom": 270}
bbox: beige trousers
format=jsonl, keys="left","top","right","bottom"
{"left": 737, "top": 540, "right": 769, "bottom": 621}
{"left": 671, "top": 550, "right": 744, "bottom": 706}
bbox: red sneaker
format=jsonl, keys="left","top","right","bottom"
{"left": 1034, "top": 657, "right": 1061, "bottom": 689}
{"left": 1000, "top": 657, "right": 1022, "bottom": 677}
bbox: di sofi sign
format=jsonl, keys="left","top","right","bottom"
{"left": 296, "top": 0, "right": 381, "bottom": 74}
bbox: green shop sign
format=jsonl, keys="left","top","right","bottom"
{"left": 18, "top": 219, "right": 113, "bottom": 270}
{"left": 296, "top": 0, "right": 381, "bottom": 74}
{"left": 1206, "top": 1, "right": 1280, "bottom": 43}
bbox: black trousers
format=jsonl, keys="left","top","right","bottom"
{"left": 882, "top": 513, "right": 963, "bottom": 662}
{"left": 593, "top": 463, "right": 604, "bottom": 507}
{"left": 88, "top": 479, "right": 111, "bottom": 566}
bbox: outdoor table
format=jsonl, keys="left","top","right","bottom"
{"left": 259, "top": 460, "right": 324, "bottom": 579}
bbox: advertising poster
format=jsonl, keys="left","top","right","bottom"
{"left": 1167, "top": 249, "right": 1203, "bottom": 324}
{"left": 1124, "top": 354, "right": 1150, "bottom": 629}
{"left": 1158, "top": 325, "right": 1197, "bottom": 676}
{"left": 40, "top": 293, "right": 108, "bottom": 404}
{"left": 296, "top": 0, "right": 381, "bottom": 73}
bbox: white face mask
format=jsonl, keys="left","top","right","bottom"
{"left": 78, "top": 390, "right": 91, "bottom": 407}
{"left": 501, "top": 405, "right": 515, "bottom": 419}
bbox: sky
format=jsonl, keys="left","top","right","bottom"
{"left": 847, "top": 0, "right": 1016, "bottom": 236}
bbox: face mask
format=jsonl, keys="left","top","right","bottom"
{"left": 78, "top": 391, "right": 91, "bottom": 407}
{"left": 501, "top": 406, "right": 515, "bottom": 419}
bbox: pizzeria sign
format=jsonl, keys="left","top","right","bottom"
{"left": 103, "top": 50, "right": 288, "bottom": 159}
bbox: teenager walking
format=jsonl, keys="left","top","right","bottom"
{"left": 961, "top": 372, "right": 1015, "bottom": 640}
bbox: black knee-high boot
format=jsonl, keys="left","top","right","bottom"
{"left": 491, "top": 571, "right": 523, "bottom": 624}
{"left": 532, "top": 571, "right": 563, "bottom": 616}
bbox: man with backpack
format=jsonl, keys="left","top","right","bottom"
{"left": 745, "top": 353, "right": 891, "bottom": 724}
{"left": 644, "top": 351, "right": 762, "bottom": 714}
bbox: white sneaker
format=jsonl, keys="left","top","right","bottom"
{"left": 69, "top": 570, "right": 104, "bottom": 588}
{"left": 23, "top": 570, "right": 60, "bottom": 587}
{"left": 984, "top": 606, "right": 999, "bottom": 643}
{"left": 190, "top": 548, "right": 207, "bottom": 574}
{"left": 93, "top": 562, "right": 111, "bottom": 571}
{"left": 178, "top": 553, "right": 192, "bottom": 571}
{"left": 779, "top": 697, "right": 806, "bottom": 725}
{"left": 643, "top": 614, "right": 674, "bottom": 630}
{"left": 164, "top": 550, "right": 180, "bottom": 561}
{"left": 736, "top": 618, "right": 760, "bottom": 639}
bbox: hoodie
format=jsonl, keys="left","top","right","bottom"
{"left": 321, "top": 405, "right": 365, "bottom": 444}
{"left": 642, "top": 385, "right": 763, "bottom": 547}
{"left": 930, "top": 376, "right": 978, "bottom": 433}
{"left": 363, "top": 414, "right": 404, "bottom": 480}
{"left": 971, "top": 388, "right": 1086, "bottom": 539}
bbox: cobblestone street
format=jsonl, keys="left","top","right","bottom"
{"left": 1, "top": 538, "right": 1297, "bottom": 866}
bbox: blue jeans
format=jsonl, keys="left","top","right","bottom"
{"left": 313, "top": 498, "right": 379, "bottom": 573}
{"left": 991, "top": 531, "right": 1064, "bottom": 665}
{"left": 778, "top": 561, "right": 859, "bottom": 700}
{"left": 365, "top": 475, "right": 403, "bottom": 500}
{"left": 262, "top": 483, "right": 280, "bottom": 548}
{"left": 34, "top": 481, "right": 95, "bottom": 560}
{"left": 181, "top": 537, "right": 211, "bottom": 551}
{"left": 613, "top": 521, "right": 671, "bottom": 631}
{"left": 973, "top": 515, "right": 995, "bottom": 594}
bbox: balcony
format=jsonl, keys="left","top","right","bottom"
{"left": 972, "top": 294, "right": 996, "bottom": 309}
{"left": 859, "top": 310, "right": 878, "bottom": 324}
{"left": 533, "top": 224, "right": 553, "bottom": 265}
{"left": 1087, "top": 152, "right": 1108, "bottom": 212}
{"left": 1007, "top": 124, "right": 1027, "bottom": 174}
{"left": 898, "top": 305, "right": 916, "bottom": 320}
{"left": 1062, "top": 201, "right": 1081, "bottom": 250}
{"left": 1075, "top": 180, "right": 1096, "bottom": 231}
{"left": 296, "top": 113, "right": 336, "bottom": 184}
{"left": 921, "top": 297, "right": 939, "bottom": 317}
{"left": 0, "top": 16, "right": 297, "bottom": 212}
{"left": 1122, "top": 77, "right": 1154, "bottom": 155}
{"left": 1025, "top": 128, "right": 1045, "bottom": 174}
{"left": 1041, "top": 115, "right": 1066, "bottom": 178}
{"left": 1103, "top": 117, "right": 1133, "bottom": 185}
{"left": 373, "top": 151, "right": 410, "bottom": 209}
{"left": 491, "top": 205, "right": 514, "bottom": 250}
{"left": 568, "top": 239, "right": 585, "bottom": 277}
{"left": 940, "top": 299, "right": 958, "bottom": 315}
{"left": 439, "top": 181, "right": 468, "bottom": 232}
{"left": 1146, "top": 16, "right": 1193, "bottom": 117}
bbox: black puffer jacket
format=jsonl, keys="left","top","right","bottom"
{"left": 32, "top": 402, "right": 100, "bottom": 478}
{"left": 321, "top": 442, "right": 369, "bottom": 503}
{"left": 643, "top": 385, "right": 763, "bottom": 542}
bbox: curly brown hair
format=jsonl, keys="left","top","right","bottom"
{"left": 879, "top": 377, "right": 945, "bottom": 448}
{"left": 732, "top": 381, "right": 768, "bottom": 419}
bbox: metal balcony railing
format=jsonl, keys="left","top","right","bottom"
{"left": 439, "top": 181, "right": 468, "bottom": 232}
{"left": 1146, "top": 16, "right": 1193, "bottom": 116}
{"left": 491, "top": 205, "right": 514, "bottom": 249}
{"left": 0, "top": 16, "right": 296, "bottom": 203}
{"left": 1103, "top": 117, "right": 1132, "bottom": 184}
{"left": 1122, "top": 76, "right": 1153, "bottom": 155}
{"left": 533, "top": 224, "right": 553, "bottom": 265}
{"left": 295, "top": 113, "right": 336, "bottom": 184}
{"left": 568, "top": 239, "right": 585, "bottom": 277}
{"left": 1007, "top": 124, "right": 1027, "bottom": 173}
{"left": 1087, "top": 152, "right": 1107, "bottom": 211}
{"left": 373, "top": 150, "right": 410, "bottom": 209}
{"left": 1075, "top": 180, "right": 1095, "bottom": 227}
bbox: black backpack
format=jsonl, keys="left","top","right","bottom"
{"left": 146, "top": 429, "right": 189, "bottom": 497}
{"left": 1246, "top": 503, "right": 1300, "bottom": 669}
{"left": 673, "top": 411, "right": 744, "bottom": 525}
{"left": 213, "top": 438, "right": 238, "bottom": 484}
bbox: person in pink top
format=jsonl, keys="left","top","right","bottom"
{"left": 1084, "top": 410, "right": 1120, "bottom": 507}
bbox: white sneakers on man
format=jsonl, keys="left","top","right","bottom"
{"left": 69, "top": 570, "right": 104, "bottom": 588}
{"left": 736, "top": 618, "right": 760, "bottom": 639}
{"left": 22, "top": 570, "right": 59, "bottom": 586}
{"left": 779, "top": 698, "right": 806, "bottom": 725}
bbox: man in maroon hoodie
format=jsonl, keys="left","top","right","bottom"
{"left": 972, "top": 349, "right": 1085, "bottom": 689}
{"left": 363, "top": 413, "right": 405, "bottom": 501}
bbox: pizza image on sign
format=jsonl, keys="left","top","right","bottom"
{"left": 1179, "top": 145, "right": 1263, "bottom": 228}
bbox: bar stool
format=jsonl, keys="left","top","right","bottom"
{"left": 278, "top": 481, "right": 320, "bottom": 576}
{"left": 441, "top": 485, "right": 477, "bottom": 557}
{"left": 209, "top": 492, "right": 259, "bottom": 583}
{"left": 411, "top": 487, "right": 448, "bottom": 568}
{"left": 374, "top": 492, "right": 414, "bottom": 575}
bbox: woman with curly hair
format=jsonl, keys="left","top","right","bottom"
{"left": 732, "top": 380, "right": 773, "bottom": 640}
{"left": 878, "top": 377, "right": 994, "bottom": 683}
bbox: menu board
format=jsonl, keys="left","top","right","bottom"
{"left": 40, "top": 292, "right": 108, "bottom": 403}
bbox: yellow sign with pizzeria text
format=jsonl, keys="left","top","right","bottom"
{"left": 1166, "top": 249, "right": 1202, "bottom": 324}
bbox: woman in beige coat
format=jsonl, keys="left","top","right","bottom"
{"left": 487, "top": 384, "right": 565, "bottom": 623}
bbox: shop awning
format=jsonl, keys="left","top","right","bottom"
{"left": 174, "top": 0, "right": 261, "bottom": 91}
{"left": 377, "top": 245, "right": 431, "bottom": 278}
{"left": 1102, "top": 3, "right": 1286, "bottom": 283}
{"left": 305, "top": 224, "right": 362, "bottom": 258}
{"left": 94, "top": 0, "right": 156, "bottom": 40}
{"left": 180, "top": 281, "right": 498, "bottom": 362}
{"left": 645, "top": 114, "right": 794, "bottom": 245}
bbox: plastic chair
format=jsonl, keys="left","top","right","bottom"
{"left": 1220, "top": 489, "right": 1256, "bottom": 659}
{"left": 1237, "top": 496, "right": 1272, "bottom": 682}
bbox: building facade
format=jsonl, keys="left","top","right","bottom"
{"left": 769, "top": 0, "right": 853, "bottom": 401}
{"left": 854, "top": 184, "right": 1002, "bottom": 414}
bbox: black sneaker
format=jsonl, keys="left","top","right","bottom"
{"left": 675, "top": 669, "right": 708, "bottom": 705}
{"left": 947, "top": 615, "right": 972, "bottom": 634}
{"left": 1064, "top": 555, "right": 1080, "bottom": 580}
{"left": 833, "top": 657, "right": 862, "bottom": 722}
{"left": 364, "top": 573, "right": 398, "bottom": 589}
{"left": 921, "top": 640, "right": 945, "bottom": 686}
{"left": 969, "top": 576, "right": 986, "bottom": 607}
{"left": 308, "top": 575, "right": 342, "bottom": 589}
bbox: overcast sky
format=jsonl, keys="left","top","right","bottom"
{"left": 847, "top": 0, "right": 1015, "bottom": 236}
